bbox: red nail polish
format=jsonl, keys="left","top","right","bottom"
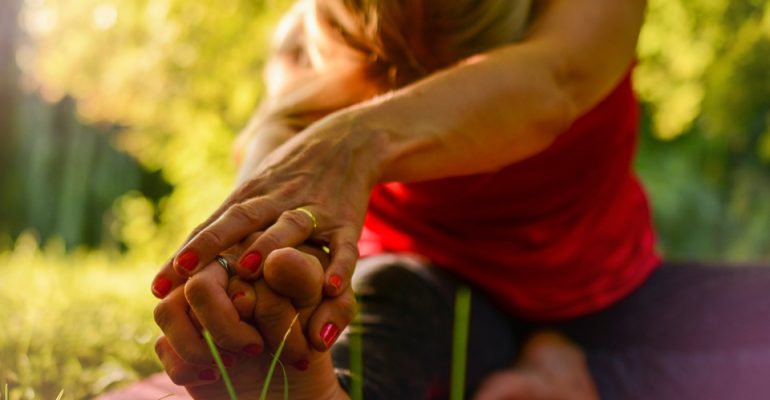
{"left": 320, "top": 323, "right": 339, "bottom": 348}
{"left": 177, "top": 250, "right": 199, "bottom": 272}
{"left": 243, "top": 343, "right": 262, "bottom": 356}
{"left": 329, "top": 274, "right": 342, "bottom": 290}
{"left": 240, "top": 252, "right": 262, "bottom": 273}
{"left": 292, "top": 359, "right": 309, "bottom": 371}
{"left": 231, "top": 292, "right": 245, "bottom": 301}
{"left": 152, "top": 277, "right": 172, "bottom": 298}
{"left": 198, "top": 369, "right": 216, "bottom": 381}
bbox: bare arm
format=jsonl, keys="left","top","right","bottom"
{"left": 345, "top": 0, "right": 647, "bottom": 182}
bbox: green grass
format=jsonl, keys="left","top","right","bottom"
{"left": 450, "top": 286, "right": 472, "bottom": 400}
{"left": 0, "top": 235, "right": 162, "bottom": 399}
{"left": 203, "top": 331, "right": 238, "bottom": 400}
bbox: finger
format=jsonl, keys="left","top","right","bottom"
{"left": 151, "top": 257, "right": 187, "bottom": 299}
{"left": 173, "top": 197, "right": 280, "bottom": 277}
{"left": 185, "top": 260, "right": 265, "bottom": 357}
{"left": 153, "top": 285, "right": 215, "bottom": 365}
{"left": 263, "top": 247, "right": 325, "bottom": 309}
{"left": 227, "top": 276, "right": 256, "bottom": 321}
{"left": 235, "top": 208, "right": 317, "bottom": 279}
{"left": 306, "top": 286, "right": 357, "bottom": 351}
{"left": 153, "top": 186, "right": 265, "bottom": 298}
{"left": 252, "top": 279, "right": 312, "bottom": 369}
{"left": 155, "top": 336, "right": 220, "bottom": 386}
{"left": 323, "top": 228, "right": 360, "bottom": 297}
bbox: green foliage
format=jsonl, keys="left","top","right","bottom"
{"left": 635, "top": 0, "right": 770, "bottom": 260}
{"left": 16, "top": 0, "right": 293, "bottom": 255}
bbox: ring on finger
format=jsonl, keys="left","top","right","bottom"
{"left": 215, "top": 255, "right": 234, "bottom": 277}
{"left": 295, "top": 207, "right": 318, "bottom": 231}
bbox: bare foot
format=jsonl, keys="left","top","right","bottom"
{"left": 473, "top": 331, "right": 599, "bottom": 400}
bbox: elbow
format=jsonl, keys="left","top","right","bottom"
{"left": 531, "top": 79, "right": 580, "bottom": 144}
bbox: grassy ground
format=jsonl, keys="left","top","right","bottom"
{"left": 0, "top": 234, "right": 163, "bottom": 400}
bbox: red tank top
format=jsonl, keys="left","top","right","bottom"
{"left": 359, "top": 71, "right": 660, "bottom": 321}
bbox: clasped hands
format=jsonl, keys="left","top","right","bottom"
{"left": 153, "top": 233, "right": 356, "bottom": 397}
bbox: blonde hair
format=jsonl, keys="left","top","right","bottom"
{"left": 330, "top": 0, "right": 532, "bottom": 87}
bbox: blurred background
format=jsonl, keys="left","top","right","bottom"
{"left": 0, "top": 0, "right": 769, "bottom": 398}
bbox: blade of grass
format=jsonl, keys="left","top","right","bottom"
{"left": 450, "top": 285, "right": 471, "bottom": 400}
{"left": 275, "top": 359, "right": 289, "bottom": 400}
{"left": 4, "top": 383, "right": 7, "bottom": 400}
{"left": 203, "top": 330, "right": 238, "bottom": 400}
{"left": 55, "top": 389, "right": 64, "bottom": 400}
{"left": 349, "top": 307, "right": 364, "bottom": 400}
{"left": 259, "top": 313, "right": 299, "bottom": 400}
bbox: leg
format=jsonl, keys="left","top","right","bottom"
{"left": 331, "top": 254, "right": 521, "bottom": 400}
{"left": 557, "top": 261, "right": 770, "bottom": 400}
{"left": 474, "top": 330, "right": 599, "bottom": 400}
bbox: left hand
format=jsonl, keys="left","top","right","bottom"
{"left": 151, "top": 107, "right": 384, "bottom": 301}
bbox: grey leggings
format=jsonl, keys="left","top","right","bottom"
{"left": 331, "top": 254, "right": 770, "bottom": 400}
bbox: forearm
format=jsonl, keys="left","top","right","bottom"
{"left": 358, "top": 45, "right": 575, "bottom": 183}
{"left": 349, "top": 0, "right": 645, "bottom": 183}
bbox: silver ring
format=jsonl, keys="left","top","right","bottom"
{"left": 216, "top": 255, "right": 234, "bottom": 277}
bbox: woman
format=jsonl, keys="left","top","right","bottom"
{"left": 151, "top": 0, "right": 770, "bottom": 398}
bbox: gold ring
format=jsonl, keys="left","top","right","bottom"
{"left": 295, "top": 207, "right": 318, "bottom": 231}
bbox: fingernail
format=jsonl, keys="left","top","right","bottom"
{"left": 320, "top": 323, "right": 339, "bottom": 348}
{"left": 152, "top": 276, "right": 172, "bottom": 298}
{"left": 240, "top": 252, "right": 262, "bottom": 273}
{"left": 231, "top": 291, "right": 245, "bottom": 302}
{"left": 177, "top": 250, "right": 199, "bottom": 272}
{"left": 292, "top": 359, "right": 309, "bottom": 371}
{"left": 220, "top": 353, "right": 235, "bottom": 368}
{"left": 243, "top": 343, "right": 262, "bottom": 356}
{"left": 329, "top": 274, "right": 342, "bottom": 291}
{"left": 198, "top": 369, "right": 217, "bottom": 381}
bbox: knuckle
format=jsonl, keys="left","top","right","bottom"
{"left": 196, "top": 228, "right": 226, "bottom": 250}
{"left": 212, "top": 330, "right": 240, "bottom": 350}
{"left": 154, "top": 337, "right": 166, "bottom": 357}
{"left": 184, "top": 277, "right": 209, "bottom": 309}
{"left": 336, "top": 241, "right": 360, "bottom": 264}
{"left": 226, "top": 202, "right": 262, "bottom": 227}
{"left": 260, "top": 230, "right": 283, "bottom": 250}
{"left": 284, "top": 210, "right": 311, "bottom": 233}
{"left": 175, "top": 343, "right": 207, "bottom": 364}
{"left": 153, "top": 303, "right": 172, "bottom": 330}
